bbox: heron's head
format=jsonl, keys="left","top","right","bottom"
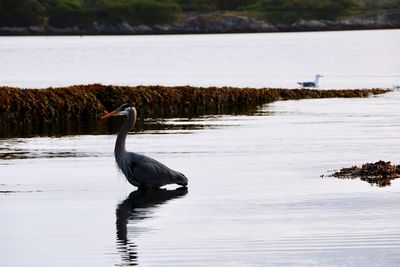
{"left": 316, "top": 74, "right": 324, "bottom": 78}
{"left": 175, "top": 172, "right": 188, "bottom": 187}
{"left": 101, "top": 103, "right": 134, "bottom": 119}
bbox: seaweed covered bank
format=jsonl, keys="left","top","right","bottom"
{"left": 0, "top": 84, "right": 389, "bottom": 137}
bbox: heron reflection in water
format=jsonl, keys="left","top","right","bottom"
{"left": 116, "top": 187, "right": 188, "bottom": 265}
{"left": 101, "top": 103, "right": 188, "bottom": 190}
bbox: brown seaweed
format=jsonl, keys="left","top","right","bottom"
{"left": 328, "top": 160, "right": 400, "bottom": 187}
{"left": 0, "top": 84, "right": 390, "bottom": 137}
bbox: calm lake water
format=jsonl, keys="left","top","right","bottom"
{"left": 0, "top": 30, "right": 399, "bottom": 89}
{"left": 1, "top": 90, "right": 400, "bottom": 266}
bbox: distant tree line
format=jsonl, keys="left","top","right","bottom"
{"left": 0, "top": 0, "right": 182, "bottom": 27}
{"left": 0, "top": 0, "right": 399, "bottom": 27}
{"left": 259, "top": 0, "right": 400, "bottom": 22}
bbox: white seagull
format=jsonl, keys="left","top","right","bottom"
{"left": 297, "top": 74, "right": 324, "bottom": 88}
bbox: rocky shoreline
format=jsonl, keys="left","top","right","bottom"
{"left": 1, "top": 10, "right": 399, "bottom": 36}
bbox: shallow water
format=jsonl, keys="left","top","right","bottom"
{"left": 1, "top": 30, "right": 399, "bottom": 89}
{"left": 1, "top": 91, "right": 400, "bottom": 266}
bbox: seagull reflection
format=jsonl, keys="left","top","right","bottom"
{"left": 116, "top": 187, "right": 188, "bottom": 266}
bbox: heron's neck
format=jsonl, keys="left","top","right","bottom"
{"left": 115, "top": 108, "right": 137, "bottom": 156}
{"left": 315, "top": 76, "right": 320, "bottom": 84}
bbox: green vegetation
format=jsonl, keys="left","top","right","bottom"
{"left": 0, "top": 0, "right": 181, "bottom": 27}
{"left": 0, "top": 0, "right": 46, "bottom": 27}
{"left": 176, "top": 0, "right": 257, "bottom": 11}
{"left": 0, "top": 0, "right": 399, "bottom": 27}
{"left": 259, "top": 0, "right": 360, "bottom": 23}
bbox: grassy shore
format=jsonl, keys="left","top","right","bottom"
{"left": 0, "top": 84, "right": 389, "bottom": 137}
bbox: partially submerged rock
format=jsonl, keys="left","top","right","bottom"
{"left": 329, "top": 160, "right": 400, "bottom": 187}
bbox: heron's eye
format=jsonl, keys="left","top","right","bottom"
{"left": 117, "top": 104, "right": 126, "bottom": 111}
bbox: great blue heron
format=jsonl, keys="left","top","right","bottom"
{"left": 297, "top": 74, "right": 324, "bottom": 88}
{"left": 101, "top": 103, "right": 188, "bottom": 189}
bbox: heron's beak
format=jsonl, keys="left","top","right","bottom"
{"left": 101, "top": 110, "right": 118, "bottom": 119}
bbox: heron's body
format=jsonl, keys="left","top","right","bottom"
{"left": 103, "top": 104, "right": 188, "bottom": 189}
{"left": 297, "top": 74, "right": 323, "bottom": 88}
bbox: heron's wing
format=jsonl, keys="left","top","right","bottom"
{"left": 128, "top": 154, "right": 176, "bottom": 186}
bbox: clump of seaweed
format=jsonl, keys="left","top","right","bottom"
{"left": 329, "top": 160, "right": 400, "bottom": 187}
{"left": 0, "top": 84, "right": 390, "bottom": 137}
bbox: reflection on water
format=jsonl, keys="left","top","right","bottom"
{"left": 329, "top": 174, "right": 398, "bottom": 187}
{"left": 0, "top": 139, "right": 100, "bottom": 160}
{"left": 0, "top": 113, "right": 258, "bottom": 160}
{"left": 0, "top": 149, "right": 92, "bottom": 160}
{"left": 0, "top": 190, "right": 42, "bottom": 194}
{"left": 0, "top": 113, "right": 251, "bottom": 138}
{"left": 116, "top": 188, "right": 188, "bottom": 266}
